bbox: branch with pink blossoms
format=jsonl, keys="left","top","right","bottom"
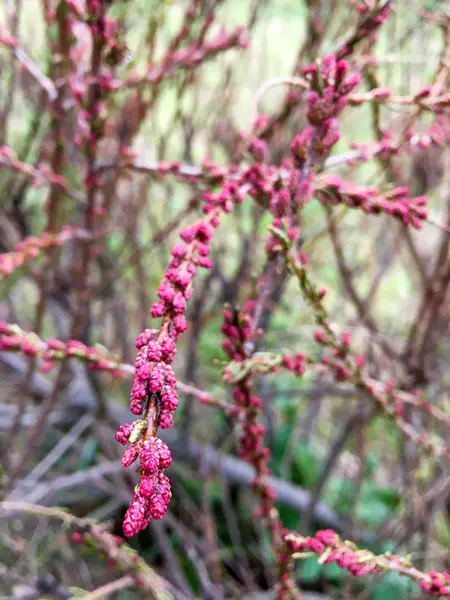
{"left": 0, "top": 227, "right": 91, "bottom": 280}
{"left": 116, "top": 180, "right": 244, "bottom": 538}
{"left": 0, "top": 145, "right": 84, "bottom": 204}
{"left": 94, "top": 156, "right": 235, "bottom": 187}
{"left": 0, "top": 320, "right": 236, "bottom": 415}
{"left": 348, "top": 86, "right": 450, "bottom": 110}
{"left": 222, "top": 305, "right": 304, "bottom": 600}
{"left": 120, "top": 25, "right": 248, "bottom": 91}
{"left": 279, "top": 248, "right": 450, "bottom": 460}
{"left": 224, "top": 338, "right": 450, "bottom": 458}
{"left": 347, "top": 116, "right": 450, "bottom": 166}
{"left": 0, "top": 321, "right": 124, "bottom": 376}
{"left": 0, "top": 501, "right": 173, "bottom": 599}
{"left": 92, "top": 154, "right": 436, "bottom": 235}
{"left": 218, "top": 55, "right": 364, "bottom": 600}
{"left": 314, "top": 176, "right": 428, "bottom": 230}
{"left": 284, "top": 529, "right": 450, "bottom": 597}
{"left": 252, "top": 79, "right": 450, "bottom": 127}
{"left": 224, "top": 324, "right": 450, "bottom": 461}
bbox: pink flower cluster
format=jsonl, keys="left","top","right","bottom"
{"left": 282, "top": 352, "right": 306, "bottom": 376}
{"left": 314, "top": 328, "right": 364, "bottom": 382}
{"left": 316, "top": 175, "right": 428, "bottom": 229}
{"left": 221, "top": 305, "right": 252, "bottom": 360}
{"left": 338, "top": 2, "right": 390, "bottom": 59}
{"left": 250, "top": 56, "right": 361, "bottom": 255}
{"left": 0, "top": 321, "right": 123, "bottom": 376}
{"left": 129, "top": 331, "right": 180, "bottom": 422}
{"left": 286, "top": 529, "right": 384, "bottom": 576}
{"left": 420, "top": 572, "right": 450, "bottom": 597}
{"left": 117, "top": 184, "right": 243, "bottom": 537}
{"left": 285, "top": 529, "right": 450, "bottom": 596}
{"left": 117, "top": 424, "right": 173, "bottom": 537}
{"left": 302, "top": 54, "right": 360, "bottom": 121}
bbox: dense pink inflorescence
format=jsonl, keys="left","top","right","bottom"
{"left": 118, "top": 183, "right": 243, "bottom": 537}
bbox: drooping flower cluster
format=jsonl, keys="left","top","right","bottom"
{"left": 118, "top": 183, "right": 242, "bottom": 537}
{"left": 285, "top": 529, "right": 450, "bottom": 596}
{"left": 117, "top": 424, "right": 173, "bottom": 537}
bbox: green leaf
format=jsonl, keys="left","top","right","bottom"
{"left": 292, "top": 443, "right": 320, "bottom": 488}
{"left": 372, "top": 487, "right": 401, "bottom": 509}
{"left": 278, "top": 505, "right": 300, "bottom": 531}
{"left": 325, "top": 478, "right": 355, "bottom": 515}
{"left": 435, "top": 512, "right": 450, "bottom": 549}
{"left": 179, "top": 553, "right": 201, "bottom": 595}
{"left": 323, "top": 561, "right": 344, "bottom": 582}
{"left": 357, "top": 484, "right": 401, "bottom": 526}
{"left": 77, "top": 440, "right": 98, "bottom": 469}
{"left": 271, "top": 423, "right": 295, "bottom": 476}
{"left": 298, "top": 555, "right": 322, "bottom": 584}
{"left": 370, "top": 571, "right": 418, "bottom": 600}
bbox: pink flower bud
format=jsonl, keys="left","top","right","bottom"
{"left": 121, "top": 445, "right": 139, "bottom": 468}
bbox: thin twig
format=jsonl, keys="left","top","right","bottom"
{"left": 80, "top": 575, "right": 134, "bottom": 600}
